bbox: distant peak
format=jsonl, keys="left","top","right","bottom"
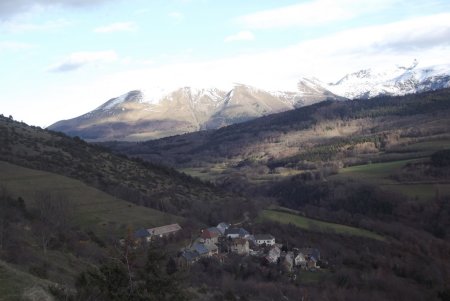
{"left": 397, "top": 59, "right": 419, "bottom": 71}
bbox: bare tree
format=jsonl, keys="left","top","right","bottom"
{"left": 33, "top": 191, "right": 72, "bottom": 254}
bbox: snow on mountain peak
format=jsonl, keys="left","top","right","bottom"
{"left": 327, "top": 61, "right": 450, "bottom": 99}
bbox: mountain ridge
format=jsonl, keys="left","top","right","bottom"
{"left": 49, "top": 62, "right": 450, "bottom": 141}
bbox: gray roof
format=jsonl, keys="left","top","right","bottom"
{"left": 300, "top": 248, "right": 320, "bottom": 260}
{"left": 216, "top": 222, "right": 230, "bottom": 234}
{"left": 134, "top": 228, "right": 151, "bottom": 238}
{"left": 192, "top": 243, "right": 209, "bottom": 255}
{"left": 225, "top": 228, "right": 249, "bottom": 237}
{"left": 254, "top": 234, "right": 275, "bottom": 241}
{"left": 147, "top": 223, "right": 181, "bottom": 236}
{"left": 181, "top": 250, "right": 199, "bottom": 261}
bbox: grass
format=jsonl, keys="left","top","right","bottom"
{"left": 260, "top": 209, "right": 384, "bottom": 241}
{"left": 0, "top": 261, "right": 53, "bottom": 301}
{"left": 0, "top": 160, "right": 181, "bottom": 239}
{"left": 337, "top": 159, "right": 420, "bottom": 182}
{"left": 332, "top": 159, "right": 450, "bottom": 200}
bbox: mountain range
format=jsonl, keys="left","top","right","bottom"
{"left": 49, "top": 61, "right": 450, "bottom": 141}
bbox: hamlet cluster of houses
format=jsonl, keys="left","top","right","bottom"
{"left": 128, "top": 222, "right": 321, "bottom": 272}
{"left": 178, "top": 222, "right": 321, "bottom": 272}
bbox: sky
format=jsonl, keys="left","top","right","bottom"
{"left": 1, "top": 0, "right": 450, "bottom": 127}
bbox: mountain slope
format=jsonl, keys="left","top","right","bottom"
{"left": 0, "top": 115, "right": 253, "bottom": 223}
{"left": 48, "top": 83, "right": 341, "bottom": 141}
{"left": 102, "top": 88, "right": 450, "bottom": 185}
{"left": 327, "top": 61, "right": 450, "bottom": 99}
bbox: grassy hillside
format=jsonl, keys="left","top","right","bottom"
{"left": 331, "top": 159, "right": 450, "bottom": 200}
{"left": 259, "top": 209, "right": 384, "bottom": 241}
{"left": 0, "top": 161, "right": 179, "bottom": 238}
{"left": 0, "top": 115, "right": 253, "bottom": 224}
{"left": 0, "top": 260, "right": 55, "bottom": 301}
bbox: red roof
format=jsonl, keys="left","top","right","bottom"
{"left": 201, "top": 229, "right": 219, "bottom": 239}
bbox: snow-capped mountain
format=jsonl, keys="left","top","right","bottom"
{"left": 327, "top": 60, "right": 450, "bottom": 99}
{"left": 49, "top": 83, "right": 340, "bottom": 141}
{"left": 48, "top": 61, "right": 450, "bottom": 141}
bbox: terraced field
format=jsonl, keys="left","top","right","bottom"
{"left": 259, "top": 209, "right": 384, "bottom": 241}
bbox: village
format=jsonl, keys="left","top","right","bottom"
{"left": 130, "top": 222, "right": 322, "bottom": 274}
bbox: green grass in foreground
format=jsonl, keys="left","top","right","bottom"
{"left": 260, "top": 209, "right": 384, "bottom": 241}
{"left": 0, "top": 161, "right": 180, "bottom": 238}
{"left": 0, "top": 261, "right": 53, "bottom": 301}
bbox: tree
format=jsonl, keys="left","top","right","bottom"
{"left": 75, "top": 243, "right": 189, "bottom": 301}
{"left": 33, "top": 191, "right": 71, "bottom": 254}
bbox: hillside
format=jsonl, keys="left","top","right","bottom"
{"left": 104, "top": 88, "right": 450, "bottom": 180}
{"left": 0, "top": 115, "right": 253, "bottom": 224}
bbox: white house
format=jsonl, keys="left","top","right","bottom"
{"left": 254, "top": 234, "right": 275, "bottom": 246}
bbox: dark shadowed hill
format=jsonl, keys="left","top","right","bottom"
{"left": 0, "top": 115, "right": 254, "bottom": 224}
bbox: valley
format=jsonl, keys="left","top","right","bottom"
{"left": 1, "top": 89, "right": 450, "bottom": 300}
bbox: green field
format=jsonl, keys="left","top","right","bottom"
{"left": 260, "top": 209, "right": 384, "bottom": 241}
{"left": 0, "top": 261, "right": 54, "bottom": 301}
{"left": 0, "top": 161, "right": 180, "bottom": 238}
{"left": 337, "top": 159, "right": 419, "bottom": 182}
{"left": 332, "top": 159, "right": 450, "bottom": 200}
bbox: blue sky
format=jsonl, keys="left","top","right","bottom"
{"left": 1, "top": 0, "right": 450, "bottom": 127}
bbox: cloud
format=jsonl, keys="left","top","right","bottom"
{"left": 0, "top": 0, "right": 112, "bottom": 20}
{"left": 2, "top": 19, "right": 70, "bottom": 33}
{"left": 0, "top": 41, "right": 34, "bottom": 51}
{"left": 94, "top": 22, "right": 137, "bottom": 33}
{"left": 236, "top": 0, "right": 398, "bottom": 29}
{"left": 85, "top": 13, "right": 450, "bottom": 91}
{"left": 48, "top": 51, "right": 118, "bottom": 72}
{"left": 224, "top": 31, "right": 255, "bottom": 42}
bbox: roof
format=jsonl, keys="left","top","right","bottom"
{"left": 147, "top": 223, "right": 182, "bottom": 236}
{"left": 300, "top": 248, "right": 320, "bottom": 260}
{"left": 192, "top": 243, "right": 209, "bottom": 255}
{"left": 134, "top": 228, "right": 151, "bottom": 238}
{"left": 201, "top": 228, "right": 220, "bottom": 239}
{"left": 225, "top": 228, "right": 249, "bottom": 237}
{"left": 181, "top": 250, "right": 199, "bottom": 262}
{"left": 207, "top": 227, "right": 222, "bottom": 235}
{"left": 254, "top": 234, "right": 275, "bottom": 241}
{"left": 216, "top": 222, "right": 230, "bottom": 234}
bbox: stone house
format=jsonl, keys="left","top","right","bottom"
{"left": 230, "top": 238, "right": 249, "bottom": 255}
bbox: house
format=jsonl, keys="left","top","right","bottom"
{"left": 207, "top": 227, "right": 222, "bottom": 236}
{"left": 225, "top": 228, "right": 250, "bottom": 239}
{"left": 133, "top": 228, "right": 152, "bottom": 243}
{"left": 216, "top": 222, "right": 230, "bottom": 235}
{"left": 180, "top": 250, "right": 200, "bottom": 267}
{"left": 147, "top": 223, "right": 182, "bottom": 238}
{"left": 254, "top": 234, "right": 275, "bottom": 246}
{"left": 191, "top": 243, "right": 209, "bottom": 258}
{"left": 230, "top": 238, "right": 249, "bottom": 255}
{"left": 300, "top": 248, "right": 320, "bottom": 261}
{"left": 204, "top": 243, "right": 219, "bottom": 256}
{"left": 294, "top": 252, "right": 307, "bottom": 268}
{"left": 307, "top": 256, "right": 318, "bottom": 269}
{"left": 265, "top": 245, "right": 281, "bottom": 264}
{"left": 201, "top": 228, "right": 220, "bottom": 245}
{"left": 282, "top": 251, "right": 294, "bottom": 272}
